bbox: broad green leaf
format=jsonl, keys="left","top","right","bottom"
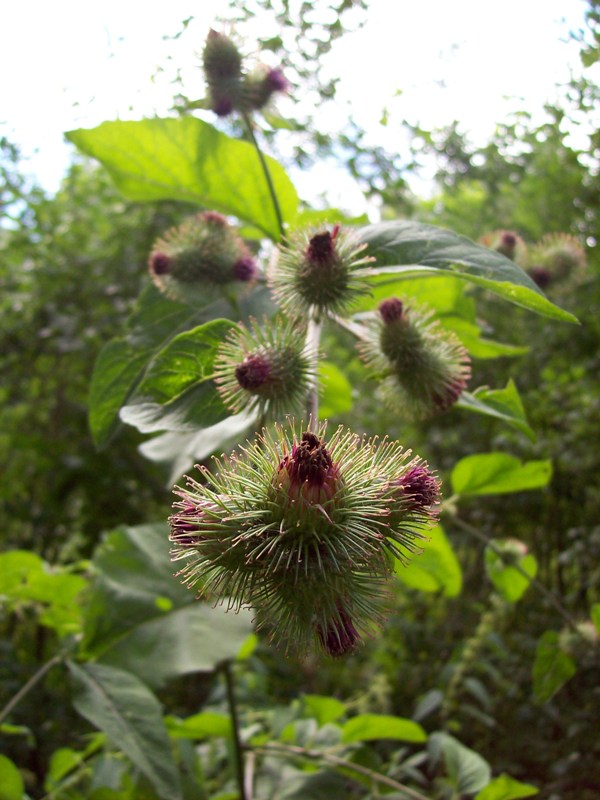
{"left": 532, "top": 631, "right": 577, "bottom": 703}
{"left": 358, "top": 221, "right": 577, "bottom": 322}
{"left": 66, "top": 117, "right": 298, "bottom": 240}
{"left": 118, "top": 319, "right": 236, "bottom": 434}
{"left": 452, "top": 452, "right": 552, "bottom": 496}
{"left": 68, "top": 661, "right": 181, "bottom": 800}
{"left": 475, "top": 774, "right": 539, "bottom": 799}
{"left": 0, "top": 755, "right": 24, "bottom": 800}
{"left": 592, "top": 603, "right": 600, "bottom": 635}
{"left": 430, "top": 732, "right": 491, "bottom": 794}
{"left": 394, "top": 524, "right": 462, "bottom": 597}
{"left": 444, "top": 318, "right": 528, "bottom": 359}
{"left": 45, "top": 748, "right": 84, "bottom": 789}
{"left": 353, "top": 274, "right": 476, "bottom": 317}
{"left": 457, "top": 380, "right": 535, "bottom": 440}
{"left": 341, "top": 714, "right": 426, "bottom": 744}
{"left": 98, "top": 603, "right": 254, "bottom": 688}
{"left": 319, "top": 361, "right": 353, "bottom": 418}
{"left": 484, "top": 540, "right": 538, "bottom": 603}
{"left": 81, "top": 524, "right": 252, "bottom": 685}
{"left": 165, "top": 712, "right": 232, "bottom": 739}
{"left": 0, "top": 550, "right": 44, "bottom": 596}
{"left": 302, "top": 695, "right": 347, "bottom": 726}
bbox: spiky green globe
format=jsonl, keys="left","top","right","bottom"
{"left": 169, "top": 421, "right": 440, "bottom": 656}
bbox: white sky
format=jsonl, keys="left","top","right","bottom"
{"left": 0, "top": 0, "right": 594, "bottom": 206}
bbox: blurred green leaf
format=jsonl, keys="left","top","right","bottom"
{"left": 359, "top": 221, "right": 578, "bottom": 322}
{"left": 452, "top": 452, "right": 552, "bottom": 496}
{"left": 165, "top": 711, "right": 232, "bottom": 739}
{"left": 319, "top": 361, "right": 353, "bottom": 418}
{"left": 302, "top": 695, "right": 347, "bottom": 726}
{"left": 484, "top": 540, "right": 538, "bottom": 603}
{"left": 394, "top": 524, "right": 462, "bottom": 597}
{"left": 430, "top": 732, "right": 491, "bottom": 794}
{"left": 81, "top": 524, "right": 252, "bottom": 686}
{"left": 457, "top": 380, "right": 535, "bottom": 440}
{"left": 475, "top": 773, "right": 539, "bottom": 799}
{"left": 592, "top": 603, "right": 600, "bottom": 635}
{"left": 68, "top": 661, "right": 182, "bottom": 800}
{"left": 66, "top": 118, "right": 298, "bottom": 240}
{"left": 0, "top": 755, "right": 24, "bottom": 800}
{"left": 532, "top": 631, "right": 577, "bottom": 703}
{"left": 341, "top": 714, "right": 426, "bottom": 744}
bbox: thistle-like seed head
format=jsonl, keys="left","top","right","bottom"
{"left": 529, "top": 233, "right": 586, "bottom": 283}
{"left": 213, "top": 317, "right": 314, "bottom": 420}
{"left": 148, "top": 212, "right": 256, "bottom": 305}
{"left": 242, "top": 64, "right": 289, "bottom": 111}
{"left": 359, "top": 297, "right": 471, "bottom": 419}
{"left": 169, "top": 421, "right": 439, "bottom": 655}
{"left": 203, "top": 30, "right": 243, "bottom": 117}
{"left": 270, "top": 225, "right": 374, "bottom": 318}
{"left": 479, "top": 229, "right": 528, "bottom": 266}
{"left": 391, "top": 463, "right": 441, "bottom": 513}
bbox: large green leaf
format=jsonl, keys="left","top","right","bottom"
{"left": 302, "top": 695, "right": 347, "bottom": 726}
{"left": 394, "top": 524, "right": 462, "bottom": 598}
{"left": 81, "top": 524, "right": 252, "bottom": 686}
{"left": 484, "top": 540, "right": 538, "bottom": 603}
{"left": 451, "top": 452, "right": 552, "bottom": 496}
{"left": 475, "top": 774, "right": 539, "bottom": 799}
{"left": 319, "top": 361, "right": 353, "bottom": 418}
{"left": 456, "top": 380, "right": 535, "bottom": 440}
{"left": 429, "top": 732, "right": 491, "bottom": 794}
{"left": 358, "top": 221, "right": 577, "bottom": 322}
{"left": 532, "top": 631, "right": 577, "bottom": 704}
{"left": 66, "top": 117, "right": 298, "bottom": 239}
{"left": 67, "top": 661, "right": 182, "bottom": 800}
{"left": 119, "top": 319, "right": 236, "bottom": 434}
{"left": 0, "top": 755, "right": 24, "bottom": 800}
{"left": 341, "top": 714, "right": 426, "bottom": 744}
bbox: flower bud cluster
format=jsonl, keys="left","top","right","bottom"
{"left": 270, "top": 225, "right": 374, "bottom": 318}
{"left": 359, "top": 297, "right": 471, "bottom": 418}
{"left": 203, "top": 30, "right": 288, "bottom": 117}
{"left": 479, "top": 229, "right": 528, "bottom": 265}
{"left": 528, "top": 233, "right": 586, "bottom": 286}
{"left": 213, "top": 316, "right": 314, "bottom": 421}
{"left": 148, "top": 211, "right": 256, "bottom": 304}
{"left": 169, "top": 422, "right": 440, "bottom": 656}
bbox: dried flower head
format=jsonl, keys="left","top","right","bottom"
{"left": 358, "top": 297, "right": 471, "bottom": 419}
{"left": 149, "top": 212, "right": 256, "bottom": 304}
{"left": 213, "top": 317, "right": 314, "bottom": 420}
{"left": 270, "top": 225, "right": 374, "bottom": 318}
{"left": 169, "top": 421, "right": 440, "bottom": 655}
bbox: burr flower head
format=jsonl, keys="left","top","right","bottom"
{"left": 529, "top": 233, "right": 586, "bottom": 283}
{"left": 242, "top": 64, "right": 289, "bottom": 111}
{"left": 214, "top": 317, "right": 314, "bottom": 420}
{"left": 169, "top": 421, "right": 439, "bottom": 655}
{"left": 203, "top": 30, "right": 243, "bottom": 117}
{"left": 359, "top": 297, "right": 471, "bottom": 419}
{"left": 479, "top": 229, "right": 528, "bottom": 265}
{"left": 149, "top": 212, "right": 256, "bottom": 305}
{"left": 270, "top": 224, "right": 374, "bottom": 318}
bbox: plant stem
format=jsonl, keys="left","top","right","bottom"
{"left": 305, "top": 310, "right": 322, "bottom": 423}
{"left": 242, "top": 112, "right": 285, "bottom": 241}
{"left": 222, "top": 660, "right": 248, "bottom": 800}
{"left": 448, "top": 514, "right": 581, "bottom": 632}
{"left": 257, "top": 742, "right": 430, "bottom": 800}
{"left": 0, "top": 653, "right": 63, "bottom": 725}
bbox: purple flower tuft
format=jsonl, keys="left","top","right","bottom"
{"left": 213, "top": 97, "right": 235, "bottom": 117}
{"left": 379, "top": 297, "right": 404, "bottom": 324}
{"left": 235, "top": 354, "right": 272, "bottom": 391}
{"left": 529, "top": 266, "right": 552, "bottom": 289}
{"left": 306, "top": 226, "right": 340, "bottom": 266}
{"left": 150, "top": 252, "right": 171, "bottom": 276}
{"left": 266, "top": 67, "right": 289, "bottom": 93}
{"left": 232, "top": 255, "right": 257, "bottom": 281}
{"left": 318, "top": 606, "right": 360, "bottom": 657}
{"left": 396, "top": 464, "right": 440, "bottom": 512}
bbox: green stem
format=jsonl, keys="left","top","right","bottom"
{"left": 305, "top": 310, "right": 322, "bottom": 424}
{"left": 242, "top": 112, "right": 285, "bottom": 240}
{"left": 256, "top": 742, "right": 430, "bottom": 800}
{"left": 448, "top": 514, "right": 581, "bottom": 633}
{"left": 0, "top": 653, "right": 63, "bottom": 725}
{"left": 222, "top": 660, "right": 249, "bottom": 800}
